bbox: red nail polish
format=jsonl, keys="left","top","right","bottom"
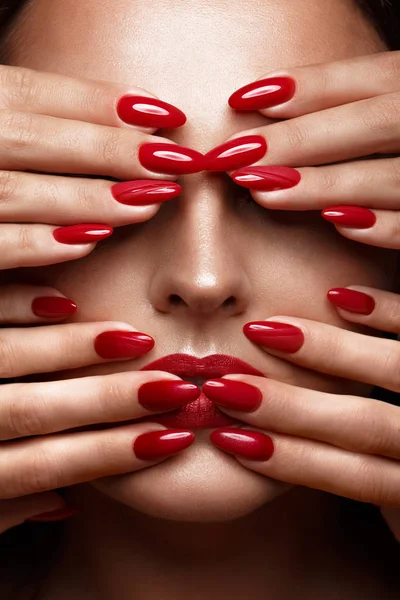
{"left": 32, "top": 296, "right": 77, "bottom": 318}
{"left": 138, "top": 380, "right": 201, "bottom": 411}
{"left": 204, "top": 135, "right": 267, "bottom": 172}
{"left": 210, "top": 427, "right": 274, "bottom": 461}
{"left": 244, "top": 321, "right": 304, "bottom": 353}
{"left": 94, "top": 331, "right": 155, "bottom": 359}
{"left": 202, "top": 379, "right": 262, "bottom": 412}
{"left": 232, "top": 166, "right": 301, "bottom": 191}
{"left": 27, "top": 507, "right": 81, "bottom": 522}
{"left": 327, "top": 288, "right": 376, "bottom": 315}
{"left": 117, "top": 95, "right": 186, "bottom": 128}
{"left": 134, "top": 429, "right": 195, "bottom": 460}
{"left": 321, "top": 206, "right": 376, "bottom": 229}
{"left": 139, "top": 143, "right": 204, "bottom": 175}
{"left": 111, "top": 180, "right": 182, "bottom": 206}
{"left": 53, "top": 224, "right": 113, "bottom": 244}
{"left": 229, "top": 76, "right": 296, "bottom": 111}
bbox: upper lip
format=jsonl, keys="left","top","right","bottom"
{"left": 140, "top": 354, "right": 264, "bottom": 379}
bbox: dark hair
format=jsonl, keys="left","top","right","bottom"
{"left": 0, "top": 1, "right": 399, "bottom": 598}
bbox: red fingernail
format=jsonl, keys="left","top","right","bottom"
{"left": 204, "top": 135, "right": 267, "bottom": 172}
{"left": 210, "top": 427, "right": 274, "bottom": 461}
{"left": 202, "top": 379, "right": 262, "bottom": 412}
{"left": 134, "top": 429, "right": 195, "bottom": 460}
{"left": 322, "top": 206, "right": 376, "bottom": 229}
{"left": 232, "top": 166, "right": 301, "bottom": 191}
{"left": 117, "top": 95, "right": 186, "bottom": 128}
{"left": 244, "top": 321, "right": 304, "bottom": 353}
{"left": 111, "top": 180, "right": 182, "bottom": 206}
{"left": 95, "top": 331, "right": 155, "bottom": 359}
{"left": 138, "top": 380, "right": 201, "bottom": 411}
{"left": 229, "top": 76, "right": 296, "bottom": 111}
{"left": 27, "top": 507, "right": 81, "bottom": 522}
{"left": 53, "top": 224, "right": 113, "bottom": 244}
{"left": 327, "top": 288, "right": 376, "bottom": 315}
{"left": 139, "top": 143, "right": 204, "bottom": 175}
{"left": 32, "top": 296, "right": 77, "bottom": 319}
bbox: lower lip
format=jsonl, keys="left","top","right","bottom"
{"left": 138, "top": 391, "right": 240, "bottom": 429}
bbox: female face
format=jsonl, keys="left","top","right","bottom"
{"left": 7, "top": 0, "right": 397, "bottom": 521}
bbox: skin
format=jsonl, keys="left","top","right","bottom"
{"left": 2, "top": 0, "right": 399, "bottom": 597}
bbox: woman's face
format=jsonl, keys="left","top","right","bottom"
{"left": 7, "top": 0, "right": 397, "bottom": 521}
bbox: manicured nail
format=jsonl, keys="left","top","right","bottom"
{"left": 327, "top": 288, "right": 376, "bottom": 315}
{"left": 27, "top": 507, "right": 81, "bottom": 522}
{"left": 210, "top": 428, "right": 274, "bottom": 461}
{"left": 32, "top": 296, "right": 77, "bottom": 319}
{"left": 204, "top": 135, "right": 267, "bottom": 172}
{"left": 139, "top": 143, "right": 204, "bottom": 174}
{"left": 53, "top": 224, "right": 113, "bottom": 244}
{"left": 117, "top": 95, "right": 186, "bottom": 128}
{"left": 202, "top": 379, "right": 262, "bottom": 412}
{"left": 111, "top": 180, "right": 182, "bottom": 206}
{"left": 134, "top": 429, "right": 195, "bottom": 460}
{"left": 95, "top": 330, "right": 155, "bottom": 359}
{"left": 138, "top": 380, "right": 201, "bottom": 411}
{"left": 322, "top": 206, "right": 376, "bottom": 229}
{"left": 229, "top": 76, "right": 296, "bottom": 111}
{"left": 244, "top": 321, "right": 304, "bottom": 353}
{"left": 232, "top": 166, "right": 301, "bottom": 191}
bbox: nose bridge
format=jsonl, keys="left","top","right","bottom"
{"left": 150, "top": 174, "right": 251, "bottom": 316}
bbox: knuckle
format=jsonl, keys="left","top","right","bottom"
{"left": 376, "top": 51, "right": 400, "bottom": 83}
{"left": 351, "top": 458, "right": 386, "bottom": 504}
{"left": 381, "top": 349, "right": 400, "bottom": 392}
{"left": 281, "top": 120, "right": 310, "bottom": 151}
{"left": 358, "top": 95, "right": 399, "bottom": 140}
{"left": 0, "top": 109, "right": 39, "bottom": 153}
{"left": 316, "top": 167, "right": 339, "bottom": 194}
{"left": 0, "top": 66, "right": 36, "bottom": 109}
{"left": 75, "top": 182, "right": 98, "bottom": 211}
{"left": 347, "top": 403, "right": 391, "bottom": 454}
{"left": 16, "top": 225, "right": 35, "bottom": 254}
{"left": 0, "top": 335, "right": 18, "bottom": 379}
{"left": 6, "top": 391, "right": 50, "bottom": 438}
{"left": 96, "top": 129, "right": 122, "bottom": 165}
{"left": 0, "top": 170, "right": 19, "bottom": 205}
{"left": 24, "top": 448, "right": 60, "bottom": 494}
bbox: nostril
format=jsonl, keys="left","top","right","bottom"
{"left": 169, "top": 294, "right": 184, "bottom": 307}
{"left": 222, "top": 296, "right": 236, "bottom": 309}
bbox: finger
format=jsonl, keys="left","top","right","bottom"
{"left": 243, "top": 316, "right": 400, "bottom": 392}
{"left": 327, "top": 286, "right": 400, "bottom": 334}
{"left": 0, "top": 321, "right": 155, "bottom": 379}
{"left": 203, "top": 375, "right": 400, "bottom": 459}
{"left": 0, "top": 372, "right": 200, "bottom": 440}
{"left": 0, "top": 284, "right": 77, "bottom": 324}
{"left": 380, "top": 507, "right": 400, "bottom": 542}
{"left": 0, "top": 492, "right": 67, "bottom": 533}
{"left": 228, "top": 52, "right": 400, "bottom": 118}
{"left": 0, "top": 223, "right": 112, "bottom": 269}
{"left": 0, "top": 65, "right": 186, "bottom": 131}
{"left": 210, "top": 428, "right": 400, "bottom": 506}
{"left": 321, "top": 206, "right": 400, "bottom": 249}
{"left": 0, "top": 171, "right": 181, "bottom": 226}
{"left": 0, "top": 423, "right": 194, "bottom": 499}
{"left": 232, "top": 158, "right": 400, "bottom": 211}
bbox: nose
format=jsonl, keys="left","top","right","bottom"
{"left": 149, "top": 176, "right": 251, "bottom": 319}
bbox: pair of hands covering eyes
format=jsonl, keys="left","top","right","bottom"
{"left": 0, "top": 52, "right": 399, "bottom": 539}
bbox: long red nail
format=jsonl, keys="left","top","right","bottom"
{"left": 322, "top": 206, "right": 376, "bottom": 229}
{"left": 27, "top": 507, "right": 81, "bottom": 522}
{"left": 202, "top": 379, "right": 262, "bottom": 412}
{"left": 53, "top": 224, "right": 113, "bottom": 244}
{"left": 327, "top": 288, "right": 376, "bottom": 315}
{"left": 232, "top": 166, "right": 301, "bottom": 191}
{"left": 210, "top": 428, "right": 274, "bottom": 461}
{"left": 244, "top": 321, "right": 304, "bottom": 353}
{"left": 139, "top": 143, "right": 204, "bottom": 175}
{"left": 32, "top": 296, "right": 77, "bottom": 318}
{"left": 111, "top": 180, "right": 182, "bottom": 206}
{"left": 134, "top": 429, "right": 195, "bottom": 460}
{"left": 95, "top": 331, "right": 154, "bottom": 359}
{"left": 139, "top": 380, "right": 201, "bottom": 411}
{"left": 229, "top": 76, "right": 296, "bottom": 111}
{"left": 204, "top": 135, "right": 267, "bottom": 172}
{"left": 117, "top": 95, "right": 186, "bottom": 128}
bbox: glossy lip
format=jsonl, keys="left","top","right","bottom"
{"left": 138, "top": 354, "right": 265, "bottom": 429}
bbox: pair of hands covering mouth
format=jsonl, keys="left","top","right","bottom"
{"left": 0, "top": 51, "right": 399, "bottom": 538}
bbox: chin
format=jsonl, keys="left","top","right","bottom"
{"left": 90, "top": 431, "right": 293, "bottom": 522}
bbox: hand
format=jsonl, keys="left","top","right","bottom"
{"left": 0, "top": 294, "right": 198, "bottom": 532}
{"left": 206, "top": 51, "right": 400, "bottom": 250}
{"left": 202, "top": 284, "right": 400, "bottom": 540}
{"left": 0, "top": 63, "right": 199, "bottom": 270}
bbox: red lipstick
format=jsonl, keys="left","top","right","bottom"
{"left": 139, "top": 354, "right": 264, "bottom": 429}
